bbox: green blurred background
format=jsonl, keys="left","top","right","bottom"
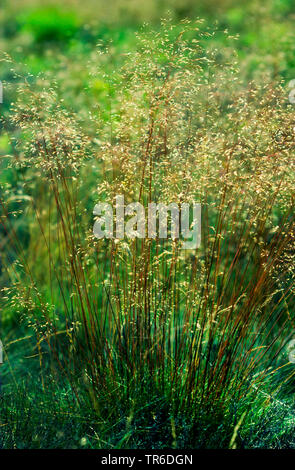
{"left": 1, "top": 0, "right": 295, "bottom": 79}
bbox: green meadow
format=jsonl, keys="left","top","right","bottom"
{"left": 1, "top": 0, "right": 295, "bottom": 449}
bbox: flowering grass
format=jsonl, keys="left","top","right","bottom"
{"left": 1, "top": 15, "right": 295, "bottom": 449}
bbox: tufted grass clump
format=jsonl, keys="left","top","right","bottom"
{"left": 1, "top": 19, "right": 295, "bottom": 447}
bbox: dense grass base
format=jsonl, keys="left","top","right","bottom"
{"left": 1, "top": 372, "right": 295, "bottom": 449}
